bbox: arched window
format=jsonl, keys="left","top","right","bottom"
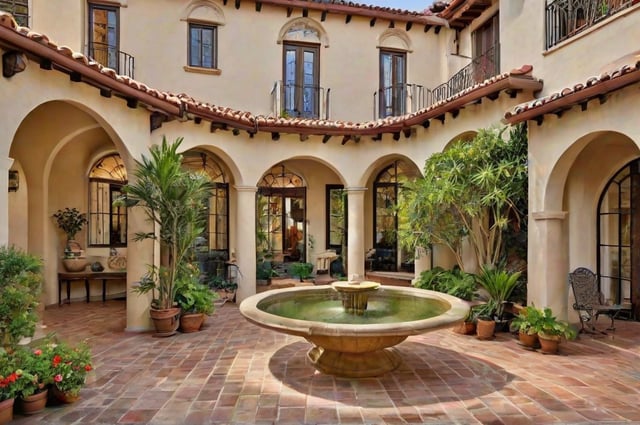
{"left": 88, "top": 153, "right": 127, "bottom": 247}
{"left": 182, "top": 151, "right": 229, "bottom": 252}
{"left": 373, "top": 160, "right": 417, "bottom": 271}
{"left": 258, "top": 165, "right": 306, "bottom": 262}
{"left": 597, "top": 159, "right": 638, "bottom": 310}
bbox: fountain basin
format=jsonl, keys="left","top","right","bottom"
{"left": 239, "top": 285, "right": 469, "bottom": 378}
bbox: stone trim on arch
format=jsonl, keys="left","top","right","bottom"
{"left": 377, "top": 28, "right": 412, "bottom": 52}
{"left": 277, "top": 17, "right": 329, "bottom": 47}
{"left": 181, "top": 0, "right": 225, "bottom": 25}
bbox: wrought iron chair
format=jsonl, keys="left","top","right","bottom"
{"left": 568, "top": 267, "right": 623, "bottom": 333}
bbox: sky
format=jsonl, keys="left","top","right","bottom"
{"left": 362, "top": 0, "right": 435, "bottom": 12}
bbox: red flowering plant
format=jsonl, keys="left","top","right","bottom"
{"left": 0, "top": 350, "right": 22, "bottom": 401}
{"left": 12, "top": 343, "right": 55, "bottom": 397}
{"left": 51, "top": 340, "right": 93, "bottom": 397}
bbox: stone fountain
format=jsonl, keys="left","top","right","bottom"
{"left": 239, "top": 278, "right": 469, "bottom": 378}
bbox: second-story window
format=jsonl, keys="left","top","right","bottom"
{"left": 283, "top": 42, "right": 319, "bottom": 118}
{"left": 189, "top": 23, "right": 217, "bottom": 69}
{"left": 0, "top": 0, "right": 29, "bottom": 26}
{"left": 88, "top": 154, "right": 127, "bottom": 247}
{"left": 379, "top": 50, "right": 406, "bottom": 118}
{"left": 88, "top": 3, "right": 119, "bottom": 71}
{"left": 471, "top": 13, "right": 499, "bottom": 84}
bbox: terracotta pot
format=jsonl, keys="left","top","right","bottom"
{"left": 476, "top": 318, "right": 496, "bottom": 340}
{"left": 452, "top": 321, "right": 476, "bottom": 335}
{"left": 149, "top": 307, "right": 181, "bottom": 337}
{"left": 51, "top": 385, "right": 80, "bottom": 404}
{"left": 18, "top": 388, "right": 48, "bottom": 415}
{"left": 538, "top": 333, "right": 561, "bottom": 354}
{"left": 518, "top": 330, "right": 539, "bottom": 348}
{"left": 0, "top": 398, "right": 14, "bottom": 424}
{"left": 62, "top": 257, "right": 88, "bottom": 272}
{"left": 179, "top": 313, "right": 205, "bottom": 333}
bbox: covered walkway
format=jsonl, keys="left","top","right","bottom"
{"left": 13, "top": 300, "right": 640, "bottom": 424}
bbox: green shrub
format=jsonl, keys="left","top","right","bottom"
{"left": 0, "top": 246, "right": 43, "bottom": 350}
{"left": 289, "top": 262, "right": 314, "bottom": 282}
{"left": 413, "top": 266, "right": 477, "bottom": 301}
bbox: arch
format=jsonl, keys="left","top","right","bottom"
{"left": 182, "top": 0, "right": 225, "bottom": 25}
{"left": 377, "top": 28, "right": 412, "bottom": 52}
{"left": 443, "top": 130, "right": 477, "bottom": 151}
{"left": 277, "top": 18, "right": 329, "bottom": 47}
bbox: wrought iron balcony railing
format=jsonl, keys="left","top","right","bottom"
{"left": 546, "top": 0, "right": 635, "bottom": 49}
{"left": 86, "top": 42, "right": 135, "bottom": 79}
{"left": 271, "top": 80, "right": 330, "bottom": 119}
{"left": 373, "top": 83, "right": 427, "bottom": 119}
{"left": 372, "top": 46, "right": 500, "bottom": 118}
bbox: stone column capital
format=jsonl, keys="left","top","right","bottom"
{"left": 234, "top": 185, "right": 258, "bottom": 193}
{"left": 532, "top": 211, "right": 568, "bottom": 221}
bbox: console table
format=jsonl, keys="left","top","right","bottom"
{"left": 58, "top": 271, "right": 126, "bottom": 305}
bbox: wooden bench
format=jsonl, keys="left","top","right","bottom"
{"left": 58, "top": 271, "right": 126, "bottom": 305}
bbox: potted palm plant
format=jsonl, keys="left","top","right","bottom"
{"left": 116, "top": 137, "right": 213, "bottom": 336}
{"left": 475, "top": 265, "right": 522, "bottom": 332}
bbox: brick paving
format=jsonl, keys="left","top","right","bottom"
{"left": 10, "top": 299, "right": 640, "bottom": 424}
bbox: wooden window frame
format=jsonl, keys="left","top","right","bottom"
{"left": 188, "top": 22, "right": 218, "bottom": 69}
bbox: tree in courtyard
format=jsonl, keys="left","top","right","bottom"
{"left": 398, "top": 124, "right": 527, "bottom": 271}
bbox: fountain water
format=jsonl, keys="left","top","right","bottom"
{"left": 240, "top": 281, "right": 469, "bottom": 378}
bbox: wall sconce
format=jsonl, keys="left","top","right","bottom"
{"left": 2, "top": 51, "right": 27, "bottom": 78}
{"left": 8, "top": 170, "right": 19, "bottom": 192}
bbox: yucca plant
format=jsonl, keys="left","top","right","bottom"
{"left": 115, "top": 137, "right": 214, "bottom": 310}
{"left": 476, "top": 265, "right": 522, "bottom": 320}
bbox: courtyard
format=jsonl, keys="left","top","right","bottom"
{"left": 10, "top": 299, "right": 640, "bottom": 425}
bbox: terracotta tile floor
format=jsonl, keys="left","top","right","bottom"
{"left": 11, "top": 300, "right": 640, "bottom": 424}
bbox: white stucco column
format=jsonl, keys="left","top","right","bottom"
{"left": 346, "top": 187, "right": 367, "bottom": 279}
{"left": 235, "top": 185, "right": 257, "bottom": 302}
{"left": 0, "top": 157, "right": 14, "bottom": 246}
{"left": 125, "top": 206, "right": 154, "bottom": 332}
{"left": 529, "top": 211, "right": 569, "bottom": 319}
{"left": 412, "top": 246, "right": 431, "bottom": 284}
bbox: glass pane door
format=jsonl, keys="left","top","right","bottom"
{"left": 283, "top": 43, "right": 319, "bottom": 118}
{"left": 89, "top": 4, "right": 119, "bottom": 70}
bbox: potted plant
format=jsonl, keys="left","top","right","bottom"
{"left": 116, "top": 137, "right": 214, "bottom": 336}
{"left": 50, "top": 340, "right": 93, "bottom": 403}
{"left": 0, "top": 351, "right": 20, "bottom": 424}
{"left": 53, "top": 207, "right": 88, "bottom": 252}
{"left": 537, "top": 307, "right": 577, "bottom": 354}
{"left": 208, "top": 275, "right": 238, "bottom": 305}
{"left": 475, "top": 300, "right": 498, "bottom": 340}
{"left": 12, "top": 344, "right": 54, "bottom": 415}
{"left": 511, "top": 305, "right": 544, "bottom": 348}
{"left": 176, "top": 264, "right": 217, "bottom": 333}
{"left": 475, "top": 265, "right": 522, "bottom": 327}
{"left": 0, "top": 246, "right": 43, "bottom": 351}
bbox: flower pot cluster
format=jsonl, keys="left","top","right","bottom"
{"left": 0, "top": 339, "right": 93, "bottom": 422}
{"left": 511, "top": 305, "right": 577, "bottom": 354}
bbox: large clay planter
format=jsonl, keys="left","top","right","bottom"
{"left": 62, "top": 257, "right": 88, "bottom": 272}
{"left": 150, "top": 307, "right": 181, "bottom": 337}
{"left": 0, "top": 398, "right": 14, "bottom": 424}
{"left": 518, "top": 331, "right": 539, "bottom": 348}
{"left": 179, "top": 313, "right": 205, "bottom": 333}
{"left": 538, "top": 333, "right": 561, "bottom": 354}
{"left": 18, "top": 388, "right": 48, "bottom": 415}
{"left": 51, "top": 385, "right": 80, "bottom": 404}
{"left": 476, "top": 318, "right": 496, "bottom": 340}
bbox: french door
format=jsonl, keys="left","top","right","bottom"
{"left": 283, "top": 43, "right": 319, "bottom": 118}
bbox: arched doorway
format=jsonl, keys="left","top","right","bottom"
{"left": 597, "top": 158, "right": 640, "bottom": 318}
{"left": 257, "top": 164, "right": 306, "bottom": 264}
{"left": 182, "top": 150, "right": 229, "bottom": 284}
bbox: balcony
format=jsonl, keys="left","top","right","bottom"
{"left": 271, "top": 80, "right": 330, "bottom": 120}
{"left": 373, "top": 84, "right": 427, "bottom": 119}
{"left": 86, "top": 42, "right": 135, "bottom": 79}
{"left": 546, "top": 0, "right": 636, "bottom": 49}
{"left": 372, "top": 46, "right": 500, "bottom": 119}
